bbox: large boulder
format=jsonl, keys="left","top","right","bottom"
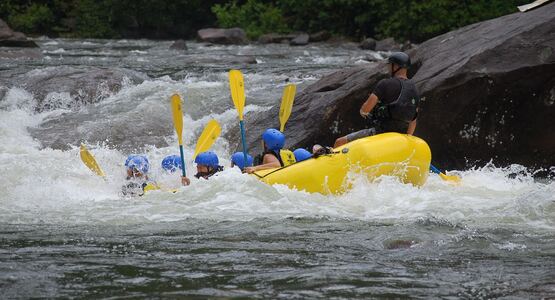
{"left": 236, "top": 3, "right": 555, "bottom": 170}
{"left": 359, "top": 38, "right": 377, "bottom": 50}
{"left": 0, "top": 18, "right": 38, "bottom": 48}
{"left": 197, "top": 27, "right": 248, "bottom": 45}
{"left": 411, "top": 2, "right": 555, "bottom": 169}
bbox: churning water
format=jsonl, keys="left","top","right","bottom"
{"left": 1, "top": 38, "right": 554, "bottom": 298}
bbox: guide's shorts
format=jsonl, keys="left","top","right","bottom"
{"left": 345, "top": 127, "right": 380, "bottom": 142}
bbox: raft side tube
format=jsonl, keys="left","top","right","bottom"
{"left": 253, "top": 133, "right": 431, "bottom": 194}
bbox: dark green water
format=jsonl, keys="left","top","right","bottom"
{"left": 2, "top": 218, "right": 554, "bottom": 299}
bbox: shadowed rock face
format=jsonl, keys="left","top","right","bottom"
{"left": 411, "top": 2, "right": 555, "bottom": 169}
{"left": 0, "top": 18, "right": 38, "bottom": 48}
{"left": 237, "top": 3, "right": 555, "bottom": 169}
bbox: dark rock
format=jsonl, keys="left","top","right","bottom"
{"left": 0, "top": 19, "right": 13, "bottom": 39}
{"left": 384, "top": 239, "right": 417, "bottom": 249}
{"left": 197, "top": 27, "right": 248, "bottom": 45}
{"left": 309, "top": 31, "right": 331, "bottom": 42}
{"left": 375, "top": 37, "right": 400, "bottom": 51}
{"left": 237, "top": 56, "right": 257, "bottom": 64}
{"left": 258, "top": 33, "right": 296, "bottom": 44}
{"left": 235, "top": 2, "right": 555, "bottom": 170}
{"left": 0, "top": 19, "right": 38, "bottom": 48}
{"left": 0, "top": 47, "right": 42, "bottom": 59}
{"left": 290, "top": 33, "right": 310, "bottom": 46}
{"left": 411, "top": 2, "right": 555, "bottom": 169}
{"left": 169, "top": 39, "right": 187, "bottom": 50}
{"left": 359, "top": 38, "right": 377, "bottom": 50}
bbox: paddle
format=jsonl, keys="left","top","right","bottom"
{"left": 80, "top": 144, "right": 106, "bottom": 178}
{"left": 80, "top": 143, "right": 164, "bottom": 193}
{"left": 171, "top": 93, "right": 187, "bottom": 177}
{"left": 430, "top": 164, "right": 461, "bottom": 183}
{"left": 229, "top": 70, "right": 249, "bottom": 164}
{"left": 193, "top": 119, "right": 222, "bottom": 159}
{"left": 279, "top": 84, "right": 296, "bottom": 132}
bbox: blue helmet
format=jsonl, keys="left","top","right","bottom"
{"left": 161, "top": 155, "right": 182, "bottom": 172}
{"left": 194, "top": 151, "right": 219, "bottom": 168}
{"left": 293, "top": 148, "right": 312, "bottom": 162}
{"left": 231, "top": 152, "right": 254, "bottom": 169}
{"left": 126, "top": 155, "right": 149, "bottom": 174}
{"left": 262, "top": 128, "right": 285, "bottom": 151}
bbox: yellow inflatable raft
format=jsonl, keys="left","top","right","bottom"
{"left": 252, "top": 133, "right": 431, "bottom": 194}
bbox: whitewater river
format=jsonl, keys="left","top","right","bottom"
{"left": 1, "top": 39, "right": 554, "bottom": 298}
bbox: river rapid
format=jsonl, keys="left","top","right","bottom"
{"left": 1, "top": 38, "right": 554, "bottom": 299}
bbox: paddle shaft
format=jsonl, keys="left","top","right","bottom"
{"left": 429, "top": 164, "right": 441, "bottom": 174}
{"left": 239, "top": 120, "right": 248, "bottom": 163}
{"left": 179, "top": 145, "right": 187, "bottom": 177}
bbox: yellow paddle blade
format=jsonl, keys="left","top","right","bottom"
{"left": 279, "top": 84, "right": 296, "bottom": 132}
{"left": 80, "top": 144, "right": 105, "bottom": 177}
{"left": 229, "top": 70, "right": 245, "bottom": 120}
{"left": 143, "top": 183, "right": 161, "bottom": 193}
{"left": 193, "top": 119, "right": 221, "bottom": 159}
{"left": 171, "top": 93, "right": 184, "bottom": 146}
{"left": 439, "top": 172, "right": 462, "bottom": 184}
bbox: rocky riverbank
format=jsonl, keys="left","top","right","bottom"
{"left": 239, "top": 2, "right": 555, "bottom": 170}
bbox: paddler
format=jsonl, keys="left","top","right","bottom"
{"left": 230, "top": 151, "right": 254, "bottom": 171}
{"left": 193, "top": 151, "right": 223, "bottom": 180}
{"left": 245, "top": 128, "right": 295, "bottom": 173}
{"left": 161, "top": 154, "right": 191, "bottom": 186}
{"left": 122, "top": 155, "right": 158, "bottom": 196}
{"left": 334, "top": 52, "right": 420, "bottom": 147}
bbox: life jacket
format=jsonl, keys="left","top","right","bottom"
{"left": 279, "top": 149, "right": 296, "bottom": 166}
{"left": 122, "top": 179, "right": 159, "bottom": 196}
{"left": 387, "top": 78, "right": 419, "bottom": 122}
{"left": 263, "top": 149, "right": 296, "bottom": 167}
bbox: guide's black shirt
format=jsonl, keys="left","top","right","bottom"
{"left": 370, "top": 77, "right": 419, "bottom": 133}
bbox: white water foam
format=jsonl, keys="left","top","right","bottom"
{"left": 1, "top": 80, "right": 553, "bottom": 232}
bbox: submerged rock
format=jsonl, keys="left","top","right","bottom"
{"left": 169, "top": 39, "right": 187, "bottom": 50}
{"left": 237, "top": 2, "right": 555, "bottom": 169}
{"left": 290, "top": 33, "right": 310, "bottom": 46}
{"left": 0, "top": 19, "right": 38, "bottom": 48}
{"left": 5, "top": 66, "right": 147, "bottom": 112}
{"left": 197, "top": 27, "right": 248, "bottom": 45}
